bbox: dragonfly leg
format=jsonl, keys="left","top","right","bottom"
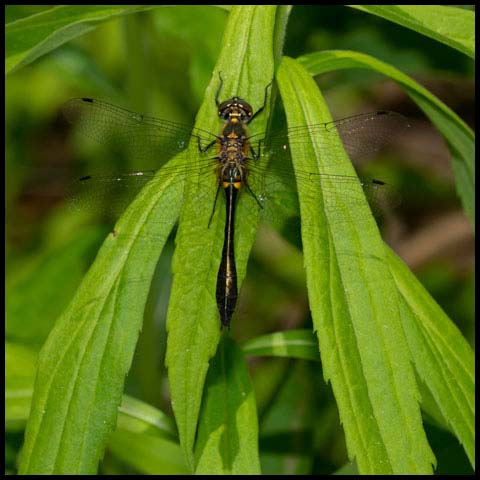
{"left": 249, "top": 139, "right": 263, "bottom": 161}
{"left": 215, "top": 72, "right": 224, "bottom": 107}
{"left": 197, "top": 135, "right": 218, "bottom": 153}
{"left": 249, "top": 82, "right": 272, "bottom": 123}
{"left": 244, "top": 180, "right": 264, "bottom": 209}
{"left": 208, "top": 183, "right": 222, "bottom": 228}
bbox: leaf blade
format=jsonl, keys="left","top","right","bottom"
{"left": 194, "top": 336, "right": 260, "bottom": 474}
{"left": 386, "top": 247, "right": 475, "bottom": 469}
{"left": 6, "top": 5, "right": 157, "bottom": 74}
{"left": 348, "top": 5, "right": 475, "bottom": 59}
{"left": 299, "top": 49, "right": 475, "bottom": 226}
{"left": 241, "top": 329, "right": 320, "bottom": 361}
{"left": 164, "top": 5, "right": 276, "bottom": 470}
{"left": 19, "top": 163, "right": 184, "bottom": 474}
{"left": 276, "top": 56, "right": 435, "bottom": 474}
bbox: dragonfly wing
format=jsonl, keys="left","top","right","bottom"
{"left": 63, "top": 98, "right": 218, "bottom": 168}
{"left": 67, "top": 169, "right": 159, "bottom": 217}
{"left": 248, "top": 110, "right": 410, "bottom": 166}
{"left": 247, "top": 141, "right": 401, "bottom": 238}
{"left": 327, "top": 110, "right": 410, "bottom": 161}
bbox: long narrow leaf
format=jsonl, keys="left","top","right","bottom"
{"left": 19, "top": 164, "right": 184, "bottom": 474}
{"left": 108, "top": 431, "right": 188, "bottom": 475}
{"left": 385, "top": 247, "right": 475, "bottom": 468}
{"left": 109, "top": 396, "right": 187, "bottom": 474}
{"left": 5, "top": 5, "right": 156, "bottom": 74}
{"left": 299, "top": 50, "right": 474, "bottom": 225}
{"left": 194, "top": 335, "right": 260, "bottom": 474}
{"left": 7, "top": 341, "right": 181, "bottom": 442}
{"left": 8, "top": 344, "right": 189, "bottom": 474}
{"left": 5, "top": 343, "right": 38, "bottom": 432}
{"left": 276, "top": 56, "right": 435, "bottom": 474}
{"left": 241, "top": 329, "right": 319, "bottom": 361}
{"left": 164, "top": 5, "right": 276, "bottom": 471}
{"left": 348, "top": 5, "right": 474, "bottom": 59}
{"left": 297, "top": 53, "right": 474, "bottom": 467}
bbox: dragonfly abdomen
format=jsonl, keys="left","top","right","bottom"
{"left": 216, "top": 185, "right": 238, "bottom": 328}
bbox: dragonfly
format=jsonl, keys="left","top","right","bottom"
{"left": 63, "top": 80, "right": 409, "bottom": 328}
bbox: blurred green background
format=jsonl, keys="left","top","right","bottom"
{"left": 5, "top": 5, "right": 474, "bottom": 475}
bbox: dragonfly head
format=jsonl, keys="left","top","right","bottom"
{"left": 218, "top": 97, "right": 253, "bottom": 123}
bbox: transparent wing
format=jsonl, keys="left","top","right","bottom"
{"left": 63, "top": 97, "right": 221, "bottom": 216}
{"left": 63, "top": 98, "right": 219, "bottom": 167}
{"left": 241, "top": 110, "right": 407, "bottom": 234}
{"left": 66, "top": 159, "right": 217, "bottom": 218}
{"left": 247, "top": 157, "right": 401, "bottom": 234}
{"left": 67, "top": 169, "right": 159, "bottom": 216}
{"left": 249, "top": 110, "right": 410, "bottom": 164}
{"left": 64, "top": 102, "right": 405, "bottom": 235}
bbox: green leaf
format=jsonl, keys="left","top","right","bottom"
{"left": 8, "top": 349, "right": 188, "bottom": 475}
{"left": 6, "top": 226, "right": 105, "bottom": 346}
{"left": 334, "top": 461, "right": 359, "bottom": 475}
{"left": 5, "top": 5, "right": 54, "bottom": 23}
{"left": 19, "top": 5, "right": 279, "bottom": 474}
{"left": 151, "top": 6, "right": 229, "bottom": 103}
{"left": 348, "top": 5, "right": 475, "bottom": 59}
{"left": 9, "top": 337, "right": 187, "bottom": 473}
{"left": 259, "top": 361, "right": 321, "bottom": 475}
{"left": 386, "top": 247, "right": 475, "bottom": 469}
{"left": 19, "top": 164, "right": 184, "bottom": 474}
{"left": 164, "top": 5, "right": 276, "bottom": 471}
{"left": 5, "top": 5, "right": 156, "bottom": 74}
{"left": 6, "top": 343, "right": 179, "bottom": 440}
{"left": 276, "top": 56, "right": 435, "bottom": 474}
{"left": 108, "top": 431, "right": 188, "bottom": 475}
{"left": 5, "top": 343, "right": 38, "bottom": 432}
{"left": 241, "top": 329, "right": 320, "bottom": 361}
{"left": 117, "top": 395, "right": 178, "bottom": 441}
{"left": 299, "top": 50, "right": 475, "bottom": 226}
{"left": 194, "top": 335, "right": 260, "bottom": 474}
{"left": 109, "top": 395, "right": 187, "bottom": 475}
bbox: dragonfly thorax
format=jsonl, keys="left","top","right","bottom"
{"left": 220, "top": 164, "right": 244, "bottom": 190}
{"left": 219, "top": 115, "right": 250, "bottom": 168}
